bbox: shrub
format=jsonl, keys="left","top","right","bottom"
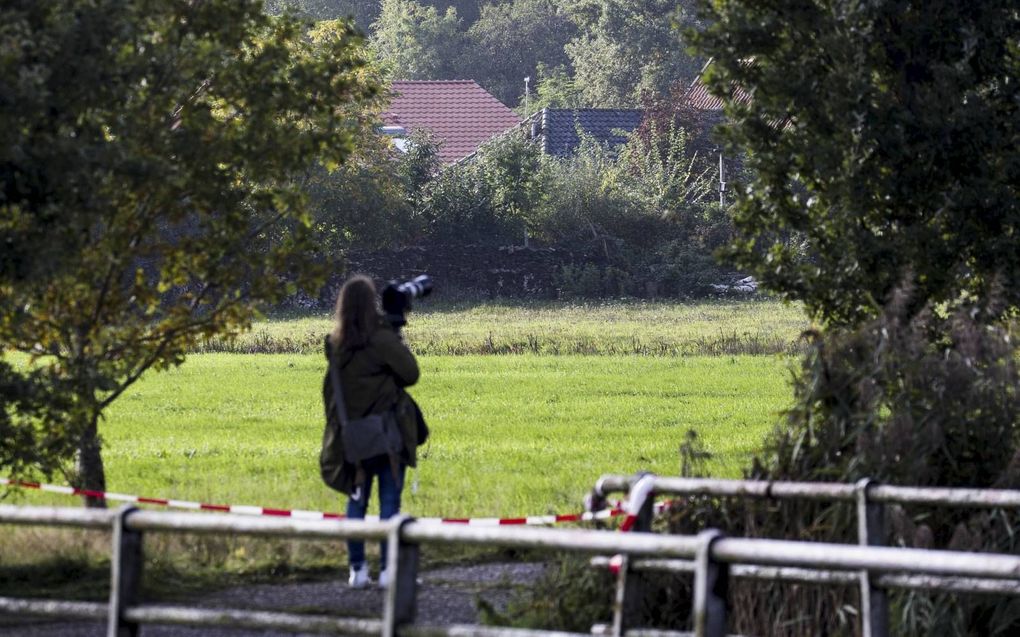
{"left": 479, "top": 555, "right": 615, "bottom": 631}
{"left": 498, "top": 289, "right": 1020, "bottom": 636}
{"left": 555, "top": 264, "right": 633, "bottom": 299}
{"left": 646, "top": 240, "right": 728, "bottom": 297}
{"left": 736, "top": 288, "right": 1020, "bottom": 635}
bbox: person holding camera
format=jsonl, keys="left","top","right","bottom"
{"left": 321, "top": 274, "right": 427, "bottom": 589}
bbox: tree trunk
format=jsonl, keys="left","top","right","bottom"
{"left": 76, "top": 419, "right": 107, "bottom": 509}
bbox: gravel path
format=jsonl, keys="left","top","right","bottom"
{"left": 1, "top": 562, "right": 545, "bottom": 636}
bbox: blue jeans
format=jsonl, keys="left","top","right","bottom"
{"left": 346, "top": 457, "right": 406, "bottom": 570}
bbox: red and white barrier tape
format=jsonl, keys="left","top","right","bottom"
{"left": 0, "top": 477, "right": 665, "bottom": 527}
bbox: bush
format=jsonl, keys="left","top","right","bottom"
{"left": 646, "top": 240, "right": 729, "bottom": 297}
{"left": 479, "top": 555, "right": 615, "bottom": 631}
{"left": 408, "top": 123, "right": 735, "bottom": 299}
{"left": 416, "top": 131, "right": 549, "bottom": 245}
{"left": 498, "top": 290, "right": 1020, "bottom": 636}
{"left": 736, "top": 288, "right": 1020, "bottom": 636}
{"left": 555, "top": 264, "right": 633, "bottom": 299}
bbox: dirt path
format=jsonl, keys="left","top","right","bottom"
{"left": 2, "top": 562, "right": 545, "bottom": 636}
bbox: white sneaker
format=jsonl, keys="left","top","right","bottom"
{"left": 378, "top": 569, "right": 389, "bottom": 589}
{"left": 349, "top": 565, "right": 372, "bottom": 589}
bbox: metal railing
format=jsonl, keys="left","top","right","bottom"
{"left": 590, "top": 473, "right": 1020, "bottom": 637}
{"left": 4, "top": 500, "right": 1020, "bottom": 637}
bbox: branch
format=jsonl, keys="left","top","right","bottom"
{"left": 97, "top": 338, "right": 173, "bottom": 410}
{"left": 97, "top": 282, "right": 240, "bottom": 410}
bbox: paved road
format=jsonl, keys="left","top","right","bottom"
{"left": 1, "top": 562, "right": 545, "bottom": 636}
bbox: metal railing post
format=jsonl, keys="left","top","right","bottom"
{"left": 693, "top": 529, "right": 728, "bottom": 637}
{"left": 856, "top": 478, "right": 889, "bottom": 637}
{"left": 611, "top": 473, "right": 656, "bottom": 635}
{"left": 108, "top": 506, "right": 143, "bottom": 637}
{"left": 382, "top": 515, "right": 419, "bottom": 637}
{"left": 609, "top": 554, "right": 631, "bottom": 637}
{"left": 586, "top": 485, "right": 609, "bottom": 529}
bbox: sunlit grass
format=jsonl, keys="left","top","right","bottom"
{"left": 199, "top": 299, "right": 810, "bottom": 356}
{"left": 13, "top": 353, "right": 794, "bottom": 519}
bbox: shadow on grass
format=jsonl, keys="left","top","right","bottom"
{"left": 0, "top": 556, "right": 109, "bottom": 601}
{"left": 0, "top": 540, "right": 539, "bottom": 603}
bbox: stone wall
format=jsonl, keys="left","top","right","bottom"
{"left": 302, "top": 243, "right": 748, "bottom": 309}
{"left": 318, "top": 244, "right": 573, "bottom": 306}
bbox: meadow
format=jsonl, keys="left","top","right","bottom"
{"left": 12, "top": 300, "right": 809, "bottom": 522}
{"left": 201, "top": 299, "right": 809, "bottom": 356}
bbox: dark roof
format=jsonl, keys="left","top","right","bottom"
{"left": 383, "top": 81, "right": 522, "bottom": 164}
{"left": 527, "top": 109, "right": 644, "bottom": 157}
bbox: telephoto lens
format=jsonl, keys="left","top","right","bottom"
{"left": 397, "top": 275, "right": 433, "bottom": 300}
{"left": 382, "top": 274, "right": 433, "bottom": 328}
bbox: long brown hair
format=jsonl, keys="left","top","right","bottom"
{"left": 330, "top": 275, "right": 380, "bottom": 351}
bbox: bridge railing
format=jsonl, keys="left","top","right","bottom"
{"left": 591, "top": 473, "right": 1020, "bottom": 637}
{"left": 4, "top": 498, "right": 1020, "bottom": 637}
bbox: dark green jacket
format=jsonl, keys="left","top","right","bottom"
{"left": 335, "top": 325, "right": 419, "bottom": 421}
{"left": 322, "top": 324, "right": 421, "bottom": 495}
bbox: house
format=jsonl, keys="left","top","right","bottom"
{"left": 523, "top": 108, "right": 644, "bottom": 157}
{"left": 680, "top": 59, "right": 753, "bottom": 115}
{"left": 381, "top": 80, "right": 522, "bottom": 165}
{"left": 676, "top": 60, "right": 756, "bottom": 208}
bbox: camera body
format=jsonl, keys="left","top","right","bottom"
{"left": 382, "top": 274, "right": 433, "bottom": 328}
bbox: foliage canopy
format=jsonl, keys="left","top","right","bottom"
{"left": 692, "top": 0, "right": 1020, "bottom": 325}
{"left": 371, "top": 0, "right": 465, "bottom": 80}
{"left": 0, "top": 0, "right": 377, "bottom": 497}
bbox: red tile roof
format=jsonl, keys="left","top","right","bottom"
{"left": 684, "top": 79, "right": 726, "bottom": 111}
{"left": 683, "top": 61, "right": 753, "bottom": 112}
{"left": 383, "top": 81, "right": 522, "bottom": 164}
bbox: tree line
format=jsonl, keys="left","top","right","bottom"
{"left": 269, "top": 0, "right": 703, "bottom": 110}
{"left": 310, "top": 122, "right": 734, "bottom": 299}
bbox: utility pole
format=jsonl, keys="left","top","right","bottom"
{"left": 718, "top": 153, "right": 726, "bottom": 207}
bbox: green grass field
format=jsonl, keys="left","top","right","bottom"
{"left": 92, "top": 354, "right": 794, "bottom": 519}
{"left": 10, "top": 300, "right": 807, "bottom": 521}
{"left": 201, "top": 299, "right": 809, "bottom": 356}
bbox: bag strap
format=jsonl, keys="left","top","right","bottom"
{"left": 327, "top": 337, "right": 371, "bottom": 493}
{"left": 325, "top": 336, "right": 350, "bottom": 429}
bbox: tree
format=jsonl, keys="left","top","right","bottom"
{"left": 417, "top": 131, "right": 549, "bottom": 244}
{"left": 564, "top": 0, "right": 703, "bottom": 107}
{"left": 0, "top": 0, "right": 377, "bottom": 504}
{"left": 466, "top": 0, "right": 576, "bottom": 107}
{"left": 304, "top": 19, "right": 411, "bottom": 252}
{"left": 421, "top": 0, "right": 481, "bottom": 25}
{"left": 521, "top": 63, "right": 587, "bottom": 113}
{"left": 475, "top": 131, "right": 551, "bottom": 237}
{"left": 689, "top": 4, "right": 1020, "bottom": 631}
{"left": 265, "top": 1, "right": 382, "bottom": 32}
{"left": 306, "top": 137, "right": 412, "bottom": 254}
{"left": 371, "top": 0, "right": 466, "bottom": 80}
{"left": 691, "top": 0, "right": 1020, "bottom": 325}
